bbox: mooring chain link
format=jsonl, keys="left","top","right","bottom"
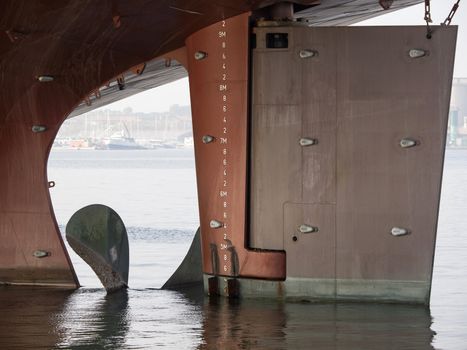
{"left": 424, "top": 0, "right": 461, "bottom": 39}
{"left": 424, "top": 0, "right": 433, "bottom": 38}
{"left": 443, "top": 0, "right": 461, "bottom": 26}
{"left": 424, "top": 0, "right": 433, "bottom": 23}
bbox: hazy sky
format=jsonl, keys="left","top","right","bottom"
{"left": 108, "top": 0, "right": 466, "bottom": 113}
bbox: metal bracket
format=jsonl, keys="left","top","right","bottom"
{"left": 117, "top": 76, "right": 125, "bottom": 90}
{"left": 36, "top": 75, "right": 54, "bottom": 82}
{"left": 379, "top": 0, "right": 394, "bottom": 10}
{"left": 400, "top": 138, "right": 418, "bottom": 148}
{"left": 210, "top": 220, "right": 223, "bottom": 229}
{"left": 33, "top": 250, "right": 50, "bottom": 258}
{"left": 409, "top": 49, "right": 428, "bottom": 59}
{"left": 32, "top": 125, "right": 47, "bottom": 133}
{"left": 202, "top": 135, "right": 215, "bottom": 144}
{"left": 299, "top": 49, "right": 318, "bottom": 59}
{"left": 226, "top": 278, "right": 240, "bottom": 298}
{"left": 391, "top": 227, "right": 410, "bottom": 237}
{"left": 194, "top": 51, "right": 208, "bottom": 60}
{"left": 208, "top": 276, "right": 219, "bottom": 296}
{"left": 130, "top": 63, "right": 146, "bottom": 75}
{"left": 299, "top": 138, "right": 318, "bottom": 147}
{"left": 298, "top": 224, "right": 319, "bottom": 234}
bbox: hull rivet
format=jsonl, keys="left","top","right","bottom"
{"left": 409, "top": 49, "right": 428, "bottom": 59}
{"left": 202, "top": 135, "right": 215, "bottom": 144}
{"left": 299, "top": 49, "right": 318, "bottom": 59}
{"left": 298, "top": 224, "right": 319, "bottom": 233}
{"left": 391, "top": 227, "right": 410, "bottom": 237}
{"left": 33, "top": 250, "right": 50, "bottom": 258}
{"left": 36, "top": 75, "right": 54, "bottom": 82}
{"left": 210, "top": 220, "right": 223, "bottom": 229}
{"left": 400, "top": 138, "right": 418, "bottom": 148}
{"left": 194, "top": 51, "right": 208, "bottom": 60}
{"left": 299, "top": 138, "right": 318, "bottom": 147}
{"left": 32, "top": 125, "right": 47, "bottom": 133}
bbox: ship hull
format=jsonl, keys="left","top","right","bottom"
{"left": 182, "top": 15, "right": 456, "bottom": 304}
{"left": 1, "top": 1, "right": 456, "bottom": 305}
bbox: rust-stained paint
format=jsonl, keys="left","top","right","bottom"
{"left": 0, "top": 83, "right": 79, "bottom": 287}
{"left": 0, "top": 1, "right": 295, "bottom": 287}
{"left": 208, "top": 276, "right": 219, "bottom": 296}
{"left": 227, "top": 278, "right": 240, "bottom": 298}
{"left": 186, "top": 14, "right": 286, "bottom": 280}
{"left": 379, "top": 0, "right": 394, "bottom": 10}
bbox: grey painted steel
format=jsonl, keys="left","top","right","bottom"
{"left": 284, "top": 204, "right": 336, "bottom": 285}
{"left": 162, "top": 228, "right": 203, "bottom": 290}
{"left": 250, "top": 26, "right": 456, "bottom": 304}
{"left": 66, "top": 204, "right": 129, "bottom": 292}
{"left": 204, "top": 274, "right": 428, "bottom": 303}
{"left": 249, "top": 105, "right": 302, "bottom": 250}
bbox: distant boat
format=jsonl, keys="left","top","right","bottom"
{"left": 98, "top": 123, "right": 146, "bottom": 150}
{"left": 103, "top": 133, "right": 146, "bottom": 150}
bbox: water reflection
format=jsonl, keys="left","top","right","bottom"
{"left": 285, "top": 302, "right": 433, "bottom": 349}
{"left": 0, "top": 286, "right": 73, "bottom": 349}
{"left": 55, "top": 289, "right": 130, "bottom": 349}
{"left": 199, "top": 298, "right": 435, "bottom": 349}
{"left": 0, "top": 285, "right": 438, "bottom": 349}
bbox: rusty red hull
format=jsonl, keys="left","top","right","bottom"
{"left": 0, "top": 1, "right": 297, "bottom": 287}
{"left": 185, "top": 14, "right": 286, "bottom": 280}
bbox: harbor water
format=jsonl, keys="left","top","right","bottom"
{"left": 1, "top": 148, "right": 466, "bottom": 349}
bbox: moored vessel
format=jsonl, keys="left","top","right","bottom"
{"left": 0, "top": 0, "right": 459, "bottom": 305}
